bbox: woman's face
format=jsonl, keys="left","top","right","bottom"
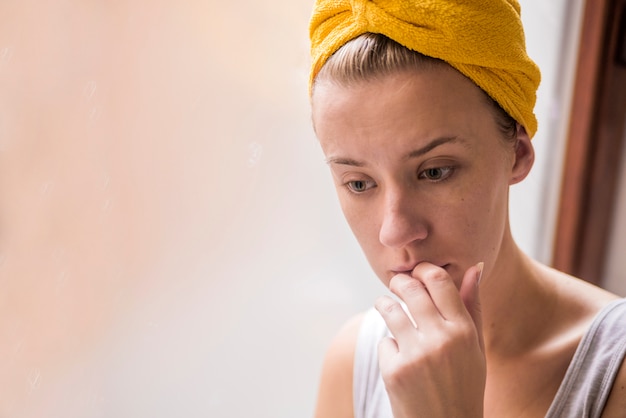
{"left": 311, "top": 66, "right": 533, "bottom": 288}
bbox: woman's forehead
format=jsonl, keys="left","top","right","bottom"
{"left": 311, "top": 69, "right": 510, "bottom": 162}
{"left": 313, "top": 69, "right": 493, "bottom": 131}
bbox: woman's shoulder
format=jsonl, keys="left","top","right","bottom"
{"left": 542, "top": 265, "right": 622, "bottom": 369}
{"left": 548, "top": 297, "right": 626, "bottom": 417}
{"left": 313, "top": 311, "right": 368, "bottom": 418}
{"left": 541, "top": 264, "right": 626, "bottom": 417}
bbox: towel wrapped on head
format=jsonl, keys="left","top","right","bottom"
{"left": 309, "top": 0, "right": 541, "bottom": 138}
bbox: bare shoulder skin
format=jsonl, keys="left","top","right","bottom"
{"left": 313, "top": 312, "right": 365, "bottom": 418}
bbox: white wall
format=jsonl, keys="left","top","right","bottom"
{"left": 0, "top": 1, "right": 581, "bottom": 417}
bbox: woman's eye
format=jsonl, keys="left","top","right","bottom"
{"left": 419, "top": 167, "right": 454, "bottom": 181}
{"left": 346, "top": 179, "right": 375, "bottom": 193}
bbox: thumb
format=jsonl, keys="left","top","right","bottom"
{"left": 459, "top": 262, "right": 485, "bottom": 352}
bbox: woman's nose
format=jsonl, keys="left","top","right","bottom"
{"left": 378, "top": 189, "right": 428, "bottom": 248}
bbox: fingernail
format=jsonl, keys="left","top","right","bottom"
{"left": 476, "top": 262, "right": 484, "bottom": 285}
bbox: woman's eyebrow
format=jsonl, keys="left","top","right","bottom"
{"left": 325, "top": 156, "right": 365, "bottom": 167}
{"left": 325, "top": 136, "right": 463, "bottom": 167}
{"left": 404, "top": 136, "right": 462, "bottom": 160}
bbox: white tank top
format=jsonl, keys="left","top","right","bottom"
{"left": 353, "top": 298, "right": 626, "bottom": 418}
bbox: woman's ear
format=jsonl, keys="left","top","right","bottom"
{"left": 509, "top": 124, "right": 534, "bottom": 185}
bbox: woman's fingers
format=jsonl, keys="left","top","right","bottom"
{"left": 374, "top": 294, "right": 418, "bottom": 351}
{"left": 386, "top": 263, "right": 475, "bottom": 333}
{"left": 409, "top": 263, "right": 469, "bottom": 323}
{"left": 387, "top": 271, "right": 442, "bottom": 327}
{"left": 375, "top": 263, "right": 488, "bottom": 418}
{"left": 376, "top": 262, "right": 485, "bottom": 350}
{"left": 380, "top": 262, "right": 485, "bottom": 348}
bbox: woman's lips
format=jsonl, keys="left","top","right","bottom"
{"left": 391, "top": 263, "right": 450, "bottom": 276}
{"left": 391, "top": 270, "right": 412, "bottom": 276}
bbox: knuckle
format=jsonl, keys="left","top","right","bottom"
{"left": 381, "top": 358, "right": 422, "bottom": 389}
{"left": 447, "top": 322, "right": 478, "bottom": 347}
{"left": 427, "top": 332, "right": 456, "bottom": 352}
{"left": 375, "top": 296, "right": 401, "bottom": 315}
{"left": 390, "top": 275, "right": 425, "bottom": 296}
{"left": 459, "top": 328, "right": 479, "bottom": 348}
{"left": 428, "top": 323, "right": 476, "bottom": 352}
{"left": 422, "top": 267, "right": 449, "bottom": 284}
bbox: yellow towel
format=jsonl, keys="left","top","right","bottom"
{"left": 309, "top": 0, "right": 541, "bottom": 138}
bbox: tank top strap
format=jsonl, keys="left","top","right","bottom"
{"left": 546, "top": 298, "right": 626, "bottom": 418}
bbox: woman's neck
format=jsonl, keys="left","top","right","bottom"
{"left": 479, "top": 236, "right": 557, "bottom": 359}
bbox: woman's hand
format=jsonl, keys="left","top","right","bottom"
{"left": 375, "top": 262, "right": 485, "bottom": 418}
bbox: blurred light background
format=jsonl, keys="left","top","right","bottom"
{"left": 0, "top": 0, "right": 594, "bottom": 417}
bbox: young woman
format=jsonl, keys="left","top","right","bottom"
{"left": 308, "top": 1, "right": 626, "bottom": 417}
